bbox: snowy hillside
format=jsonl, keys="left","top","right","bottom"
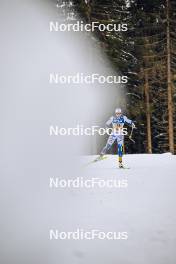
{"left": 74, "top": 154, "right": 176, "bottom": 264}
{"left": 1, "top": 151, "right": 176, "bottom": 264}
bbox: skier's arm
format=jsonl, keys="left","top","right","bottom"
{"left": 105, "top": 116, "right": 113, "bottom": 127}
{"left": 124, "top": 116, "right": 135, "bottom": 128}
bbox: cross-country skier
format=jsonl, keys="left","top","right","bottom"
{"left": 96, "top": 108, "right": 135, "bottom": 168}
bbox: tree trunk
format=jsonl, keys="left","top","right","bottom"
{"left": 166, "top": 0, "right": 174, "bottom": 154}
{"left": 144, "top": 71, "right": 152, "bottom": 153}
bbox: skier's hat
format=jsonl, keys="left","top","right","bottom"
{"left": 115, "top": 108, "right": 122, "bottom": 114}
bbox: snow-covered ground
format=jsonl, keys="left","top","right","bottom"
{"left": 40, "top": 154, "right": 175, "bottom": 264}
{"left": 1, "top": 153, "right": 176, "bottom": 264}
{"left": 72, "top": 153, "right": 176, "bottom": 264}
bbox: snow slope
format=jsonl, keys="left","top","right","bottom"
{"left": 74, "top": 153, "right": 176, "bottom": 264}
{"left": 1, "top": 154, "right": 176, "bottom": 264}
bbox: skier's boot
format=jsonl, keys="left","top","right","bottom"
{"left": 118, "top": 156, "right": 124, "bottom": 168}
{"left": 119, "top": 161, "right": 124, "bottom": 168}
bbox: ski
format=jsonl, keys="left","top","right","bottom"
{"left": 93, "top": 155, "right": 108, "bottom": 163}
{"left": 84, "top": 155, "right": 108, "bottom": 166}
{"left": 118, "top": 166, "right": 130, "bottom": 169}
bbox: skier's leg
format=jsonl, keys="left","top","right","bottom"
{"left": 117, "top": 135, "right": 124, "bottom": 167}
{"left": 118, "top": 144, "right": 123, "bottom": 166}
{"left": 94, "top": 134, "right": 116, "bottom": 162}
{"left": 100, "top": 134, "right": 116, "bottom": 155}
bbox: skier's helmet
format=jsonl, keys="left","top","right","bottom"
{"left": 115, "top": 108, "right": 122, "bottom": 115}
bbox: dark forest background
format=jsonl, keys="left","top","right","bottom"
{"left": 56, "top": 0, "right": 176, "bottom": 154}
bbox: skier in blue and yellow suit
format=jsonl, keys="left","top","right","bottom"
{"left": 98, "top": 108, "right": 135, "bottom": 168}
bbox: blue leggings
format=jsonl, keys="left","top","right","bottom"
{"left": 118, "top": 144, "right": 123, "bottom": 157}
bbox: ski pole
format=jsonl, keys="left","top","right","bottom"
{"left": 129, "top": 126, "right": 136, "bottom": 143}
